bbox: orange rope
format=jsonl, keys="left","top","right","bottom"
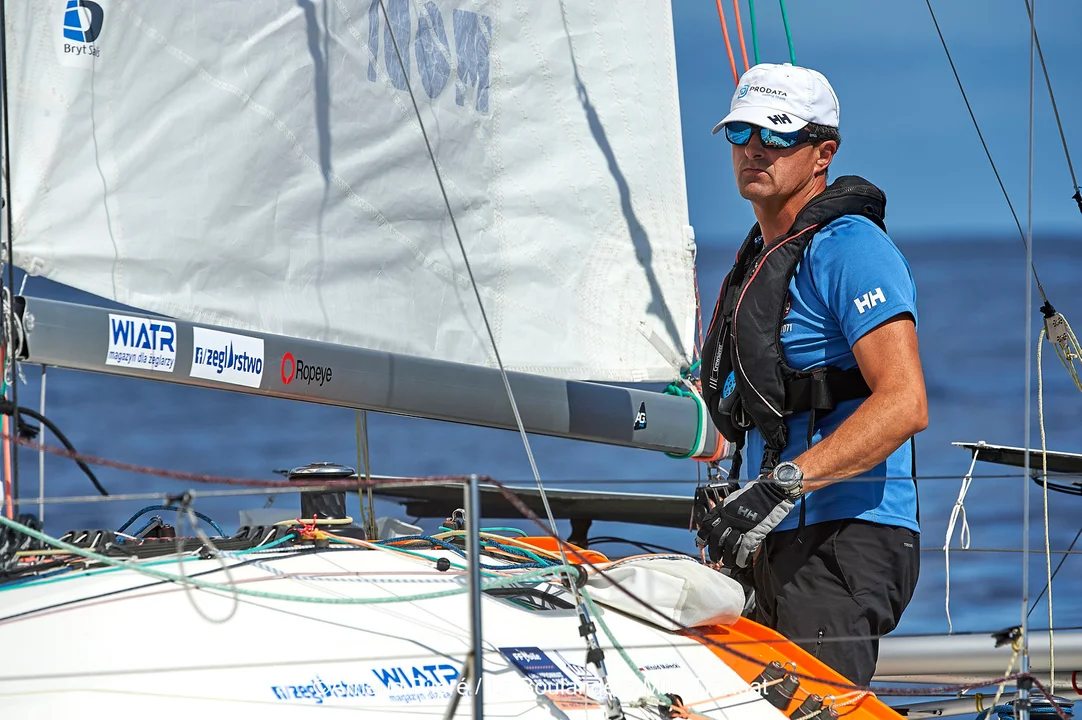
{"left": 714, "top": 0, "right": 740, "bottom": 86}
{"left": 731, "top": 0, "right": 750, "bottom": 72}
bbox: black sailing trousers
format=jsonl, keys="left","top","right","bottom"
{"left": 749, "top": 518, "right": 920, "bottom": 686}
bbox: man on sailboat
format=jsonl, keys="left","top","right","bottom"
{"left": 696, "top": 63, "right": 927, "bottom": 685}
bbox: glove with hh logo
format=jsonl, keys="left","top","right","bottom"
{"left": 695, "top": 479, "right": 794, "bottom": 568}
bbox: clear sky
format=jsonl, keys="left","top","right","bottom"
{"left": 672, "top": 0, "right": 1082, "bottom": 244}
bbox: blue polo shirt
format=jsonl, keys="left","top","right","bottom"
{"left": 742, "top": 215, "right": 920, "bottom": 533}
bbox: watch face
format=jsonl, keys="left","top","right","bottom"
{"left": 775, "top": 463, "right": 800, "bottom": 482}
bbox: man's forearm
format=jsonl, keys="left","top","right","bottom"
{"left": 791, "top": 389, "right": 927, "bottom": 492}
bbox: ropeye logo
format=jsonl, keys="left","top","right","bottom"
{"left": 280, "top": 352, "right": 333, "bottom": 387}
{"left": 106, "top": 313, "right": 176, "bottom": 373}
{"left": 190, "top": 327, "right": 265, "bottom": 388}
{"left": 55, "top": 0, "right": 108, "bottom": 69}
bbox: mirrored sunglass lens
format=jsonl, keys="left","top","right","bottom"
{"left": 725, "top": 122, "right": 752, "bottom": 145}
{"left": 761, "top": 129, "right": 803, "bottom": 149}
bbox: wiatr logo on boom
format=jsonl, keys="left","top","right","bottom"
{"left": 190, "top": 327, "right": 265, "bottom": 388}
{"left": 106, "top": 314, "right": 176, "bottom": 372}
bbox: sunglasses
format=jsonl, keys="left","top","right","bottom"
{"left": 724, "top": 121, "right": 818, "bottom": 150}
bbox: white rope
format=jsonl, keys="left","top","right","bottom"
{"left": 1, "top": 286, "right": 26, "bottom": 385}
{"left": 988, "top": 637, "right": 1022, "bottom": 716}
{"left": 944, "top": 450, "right": 977, "bottom": 634}
{"left": 1038, "top": 328, "right": 1055, "bottom": 691}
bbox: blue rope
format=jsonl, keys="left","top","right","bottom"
{"left": 483, "top": 539, "right": 557, "bottom": 566}
{"left": 131, "top": 515, "right": 165, "bottom": 538}
{"left": 117, "top": 505, "right": 224, "bottom": 536}
{"left": 977, "top": 702, "right": 1074, "bottom": 720}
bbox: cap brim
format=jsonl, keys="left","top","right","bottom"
{"left": 711, "top": 105, "right": 810, "bottom": 135}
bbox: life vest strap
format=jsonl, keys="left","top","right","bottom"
{"left": 782, "top": 367, "right": 870, "bottom": 415}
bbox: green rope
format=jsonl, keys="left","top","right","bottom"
{"left": 778, "top": 0, "right": 796, "bottom": 64}
{"left": 480, "top": 526, "right": 528, "bottom": 537}
{"left": 1, "top": 535, "right": 299, "bottom": 593}
{"left": 580, "top": 589, "right": 671, "bottom": 705}
{"left": 230, "top": 533, "right": 296, "bottom": 554}
{"left": 665, "top": 388, "right": 705, "bottom": 460}
{"left": 663, "top": 358, "right": 706, "bottom": 459}
{"left": 0, "top": 556, "right": 201, "bottom": 592}
{"left": 326, "top": 535, "right": 505, "bottom": 577}
{"left": 748, "top": 0, "right": 760, "bottom": 65}
{"left": 0, "top": 513, "right": 575, "bottom": 605}
{"left": 663, "top": 359, "right": 701, "bottom": 398}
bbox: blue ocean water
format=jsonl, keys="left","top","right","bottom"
{"left": 4, "top": 235, "right": 1080, "bottom": 640}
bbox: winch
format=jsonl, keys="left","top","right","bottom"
{"left": 287, "top": 461, "right": 359, "bottom": 530}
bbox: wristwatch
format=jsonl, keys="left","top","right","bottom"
{"left": 771, "top": 461, "right": 805, "bottom": 500}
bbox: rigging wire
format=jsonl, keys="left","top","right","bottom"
{"left": 1020, "top": 0, "right": 1080, "bottom": 212}
{"left": 1022, "top": 0, "right": 1036, "bottom": 697}
{"left": 924, "top": 0, "right": 1051, "bottom": 307}
{"left": 1028, "top": 526, "right": 1082, "bottom": 618}
{"left": 355, "top": 410, "right": 378, "bottom": 540}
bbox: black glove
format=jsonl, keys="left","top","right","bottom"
{"left": 695, "top": 478, "right": 795, "bottom": 568}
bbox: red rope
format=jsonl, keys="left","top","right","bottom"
{"left": 714, "top": 0, "right": 740, "bottom": 86}
{"left": 731, "top": 0, "right": 750, "bottom": 72}
{"left": 0, "top": 430, "right": 491, "bottom": 490}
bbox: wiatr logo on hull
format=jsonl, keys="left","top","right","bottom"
{"left": 190, "top": 327, "right": 264, "bottom": 388}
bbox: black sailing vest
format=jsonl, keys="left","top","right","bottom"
{"left": 700, "top": 175, "right": 888, "bottom": 480}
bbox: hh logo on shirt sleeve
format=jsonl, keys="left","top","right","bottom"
{"left": 854, "top": 287, "right": 886, "bottom": 314}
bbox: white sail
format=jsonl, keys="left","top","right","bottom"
{"left": 3, "top": 0, "right": 695, "bottom": 382}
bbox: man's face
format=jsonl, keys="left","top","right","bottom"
{"left": 731, "top": 129, "right": 826, "bottom": 203}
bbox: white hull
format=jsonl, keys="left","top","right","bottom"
{"left": 0, "top": 545, "right": 780, "bottom": 719}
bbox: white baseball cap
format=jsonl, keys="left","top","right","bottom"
{"left": 711, "top": 63, "right": 840, "bottom": 135}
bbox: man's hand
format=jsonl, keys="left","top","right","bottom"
{"left": 695, "top": 479, "right": 794, "bottom": 568}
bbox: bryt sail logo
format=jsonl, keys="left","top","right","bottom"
{"left": 55, "top": 0, "right": 108, "bottom": 68}
{"left": 106, "top": 314, "right": 176, "bottom": 373}
{"left": 190, "top": 327, "right": 265, "bottom": 388}
{"left": 63, "top": 0, "right": 104, "bottom": 43}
